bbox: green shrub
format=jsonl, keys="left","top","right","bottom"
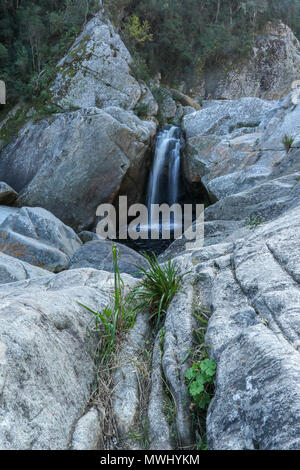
{"left": 245, "top": 213, "right": 265, "bottom": 230}
{"left": 151, "top": 86, "right": 170, "bottom": 126}
{"left": 130, "top": 50, "right": 151, "bottom": 82}
{"left": 130, "top": 254, "right": 186, "bottom": 329}
{"left": 124, "top": 15, "right": 153, "bottom": 45}
{"left": 185, "top": 358, "right": 216, "bottom": 410}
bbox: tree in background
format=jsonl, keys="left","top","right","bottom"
{"left": 103, "top": 0, "right": 300, "bottom": 86}
{"left": 0, "top": 0, "right": 99, "bottom": 103}
{"left": 1, "top": 0, "right": 300, "bottom": 105}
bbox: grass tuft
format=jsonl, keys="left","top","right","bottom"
{"left": 282, "top": 134, "right": 294, "bottom": 152}
{"left": 129, "top": 253, "right": 187, "bottom": 329}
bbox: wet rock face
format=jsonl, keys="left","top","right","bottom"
{"left": 198, "top": 22, "right": 300, "bottom": 101}
{"left": 0, "top": 108, "right": 155, "bottom": 231}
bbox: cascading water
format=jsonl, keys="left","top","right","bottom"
{"left": 147, "top": 126, "right": 181, "bottom": 211}
{"left": 118, "top": 125, "right": 184, "bottom": 255}
{"left": 116, "top": 123, "right": 210, "bottom": 255}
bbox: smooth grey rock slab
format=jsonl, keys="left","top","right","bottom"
{"left": 0, "top": 206, "right": 19, "bottom": 225}
{"left": 201, "top": 207, "right": 300, "bottom": 450}
{"left": 162, "top": 278, "right": 196, "bottom": 448}
{"left": 78, "top": 231, "right": 100, "bottom": 243}
{"left": 148, "top": 332, "right": 173, "bottom": 450}
{"left": 183, "top": 97, "right": 275, "bottom": 138}
{"left": 181, "top": 90, "right": 300, "bottom": 199}
{"left": 0, "top": 107, "right": 155, "bottom": 231}
{"left": 0, "top": 268, "right": 136, "bottom": 450}
{"left": 112, "top": 314, "right": 151, "bottom": 438}
{"left": 0, "top": 251, "right": 50, "bottom": 285}
{"left": 51, "top": 11, "right": 145, "bottom": 111}
{"left": 0, "top": 206, "right": 82, "bottom": 272}
{"left": 70, "top": 240, "right": 148, "bottom": 277}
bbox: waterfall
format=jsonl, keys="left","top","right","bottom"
{"left": 147, "top": 126, "right": 181, "bottom": 215}
{"left": 119, "top": 125, "right": 183, "bottom": 255}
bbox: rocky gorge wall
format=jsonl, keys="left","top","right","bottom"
{"left": 191, "top": 22, "right": 300, "bottom": 102}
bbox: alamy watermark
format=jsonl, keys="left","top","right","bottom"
{"left": 96, "top": 197, "right": 204, "bottom": 250}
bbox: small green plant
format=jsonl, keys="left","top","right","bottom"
{"left": 185, "top": 358, "right": 216, "bottom": 409}
{"left": 125, "top": 15, "right": 153, "bottom": 45}
{"left": 282, "top": 134, "right": 294, "bottom": 152}
{"left": 130, "top": 254, "right": 186, "bottom": 329}
{"left": 245, "top": 213, "right": 265, "bottom": 230}
{"left": 135, "top": 102, "right": 150, "bottom": 118}
{"left": 79, "top": 244, "right": 135, "bottom": 361}
{"left": 184, "top": 303, "right": 215, "bottom": 449}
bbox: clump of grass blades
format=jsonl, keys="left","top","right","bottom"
{"left": 130, "top": 253, "right": 186, "bottom": 329}
{"left": 282, "top": 134, "right": 294, "bottom": 152}
{"left": 79, "top": 244, "right": 135, "bottom": 363}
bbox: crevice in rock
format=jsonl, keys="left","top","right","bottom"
{"left": 266, "top": 242, "right": 300, "bottom": 286}
{"left": 232, "top": 247, "right": 300, "bottom": 353}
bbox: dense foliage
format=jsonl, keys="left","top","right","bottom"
{"left": 105, "top": 0, "right": 300, "bottom": 85}
{"left": 1, "top": 0, "right": 300, "bottom": 104}
{"left": 0, "top": 0, "right": 98, "bottom": 103}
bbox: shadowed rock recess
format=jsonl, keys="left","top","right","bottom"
{"left": 0, "top": 3, "right": 299, "bottom": 452}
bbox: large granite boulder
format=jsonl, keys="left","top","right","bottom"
{"left": 182, "top": 91, "right": 300, "bottom": 200}
{"left": 197, "top": 22, "right": 300, "bottom": 101}
{"left": 51, "top": 9, "right": 156, "bottom": 113}
{"left": 183, "top": 97, "right": 275, "bottom": 138}
{"left": 0, "top": 267, "right": 136, "bottom": 450}
{"left": 70, "top": 239, "right": 148, "bottom": 277}
{"left": 0, "top": 107, "right": 155, "bottom": 231}
{"left": 0, "top": 206, "right": 82, "bottom": 272}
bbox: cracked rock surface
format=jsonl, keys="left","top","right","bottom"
{"left": 169, "top": 113, "right": 300, "bottom": 448}
{"left": 0, "top": 268, "right": 136, "bottom": 450}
